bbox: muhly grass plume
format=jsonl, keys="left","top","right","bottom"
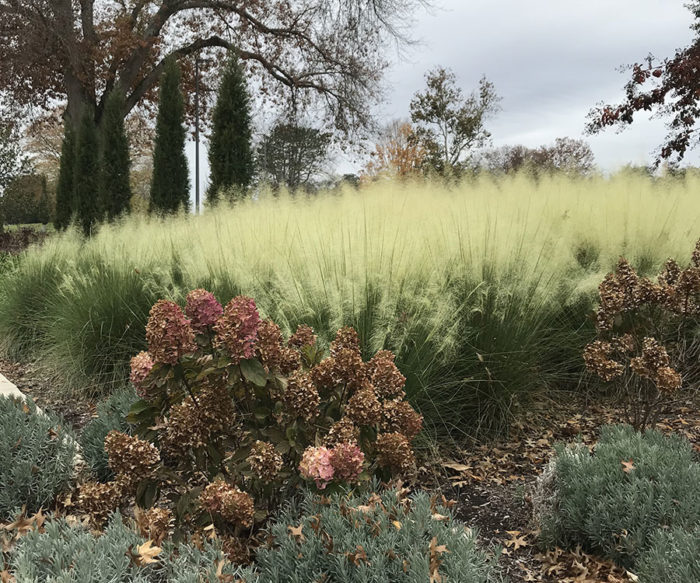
{"left": 0, "top": 173, "right": 699, "bottom": 436}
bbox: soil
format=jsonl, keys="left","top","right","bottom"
{"left": 1, "top": 357, "right": 699, "bottom": 582}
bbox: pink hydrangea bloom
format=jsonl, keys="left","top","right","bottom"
{"left": 330, "top": 442, "right": 365, "bottom": 483}
{"left": 145, "top": 300, "right": 196, "bottom": 365}
{"left": 185, "top": 289, "right": 223, "bottom": 333}
{"left": 129, "top": 351, "right": 154, "bottom": 398}
{"left": 214, "top": 296, "right": 261, "bottom": 363}
{"left": 299, "top": 446, "right": 335, "bottom": 489}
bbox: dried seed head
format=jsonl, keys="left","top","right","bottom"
{"left": 381, "top": 400, "right": 423, "bottom": 440}
{"left": 375, "top": 432, "right": 416, "bottom": 476}
{"left": 104, "top": 431, "right": 160, "bottom": 487}
{"left": 345, "top": 385, "right": 382, "bottom": 426}
{"left": 256, "top": 320, "right": 284, "bottom": 372}
{"left": 200, "top": 480, "right": 255, "bottom": 528}
{"left": 284, "top": 371, "right": 320, "bottom": 421}
{"left": 288, "top": 325, "right": 317, "bottom": 348}
{"left": 324, "top": 417, "right": 360, "bottom": 447}
{"left": 145, "top": 300, "right": 196, "bottom": 365}
{"left": 214, "top": 296, "right": 261, "bottom": 363}
{"left": 368, "top": 350, "right": 406, "bottom": 399}
{"left": 248, "top": 441, "right": 283, "bottom": 484}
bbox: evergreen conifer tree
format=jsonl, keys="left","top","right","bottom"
{"left": 207, "top": 53, "right": 253, "bottom": 205}
{"left": 150, "top": 59, "right": 190, "bottom": 214}
{"left": 100, "top": 90, "right": 131, "bottom": 220}
{"left": 54, "top": 124, "right": 76, "bottom": 230}
{"left": 74, "top": 111, "right": 100, "bottom": 236}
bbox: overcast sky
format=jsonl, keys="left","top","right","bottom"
{"left": 379, "top": 0, "right": 699, "bottom": 170}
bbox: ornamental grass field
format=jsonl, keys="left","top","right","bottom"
{"left": 1, "top": 173, "right": 699, "bottom": 437}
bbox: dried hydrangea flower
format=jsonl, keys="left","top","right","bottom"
{"left": 104, "top": 431, "right": 160, "bottom": 488}
{"left": 330, "top": 326, "right": 360, "bottom": 356}
{"left": 129, "top": 351, "right": 154, "bottom": 398}
{"left": 583, "top": 340, "right": 625, "bottom": 381}
{"left": 221, "top": 536, "right": 251, "bottom": 565}
{"left": 311, "top": 357, "right": 339, "bottom": 390}
{"left": 692, "top": 239, "right": 700, "bottom": 268}
{"left": 324, "top": 417, "right": 360, "bottom": 447}
{"left": 185, "top": 289, "right": 223, "bottom": 333}
{"left": 200, "top": 479, "right": 255, "bottom": 528}
{"left": 247, "top": 441, "right": 283, "bottom": 484}
{"left": 256, "top": 320, "right": 284, "bottom": 372}
{"left": 136, "top": 507, "right": 172, "bottom": 544}
{"left": 368, "top": 350, "right": 406, "bottom": 399}
{"left": 284, "top": 371, "right": 320, "bottom": 421}
{"left": 145, "top": 300, "right": 196, "bottom": 365}
{"left": 345, "top": 385, "right": 382, "bottom": 426}
{"left": 333, "top": 347, "right": 367, "bottom": 389}
{"left": 78, "top": 481, "right": 123, "bottom": 523}
{"left": 279, "top": 347, "right": 301, "bottom": 375}
{"left": 214, "top": 296, "right": 261, "bottom": 363}
{"left": 288, "top": 324, "right": 317, "bottom": 348}
{"left": 299, "top": 446, "right": 335, "bottom": 489}
{"left": 160, "top": 381, "right": 233, "bottom": 456}
{"left": 329, "top": 442, "right": 364, "bottom": 482}
{"left": 655, "top": 366, "right": 682, "bottom": 391}
{"left": 381, "top": 400, "right": 423, "bottom": 440}
{"left": 375, "top": 432, "right": 416, "bottom": 475}
{"left": 659, "top": 258, "right": 681, "bottom": 286}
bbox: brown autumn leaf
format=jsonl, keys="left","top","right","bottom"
{"left": 345, "top": 544, "right": 369, "bottom": 566}
{"left": 505, "top": 530, "right": 529, "bottom": 551}
{"left": 0, "top": 570, "right": 15, "bottom": 583}
{"left": 287, "top": 524, "right": 305, "bottom": 542}
{"left": 429, "top": 536, "right": 449, "bottom": 583}
{"left": 621, "top": 459, "right": 635, "bottom": 473}
{"left": 441, "top": 461, "right": 472, "bottom": 473}
{"left": 132, "top": 540, "right": 161, "bottom": 566}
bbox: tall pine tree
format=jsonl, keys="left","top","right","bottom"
{"left": 74, "top": 111, "right": 100, "bottom": 236}
{"left": 100, "top": 90, "right": 131, "bottom": 220}
{"left": 150, "top": 59, "right": 190, "bottom": 214}
{"left": 54, "top": 124, "right": 76, "bottom": 230}
{"left": 207, "top": 53, "right": 253, "bottom": 205}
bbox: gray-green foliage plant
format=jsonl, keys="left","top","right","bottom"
{"left": 80, "top": 386, "right": 137, "bottom": 481}
{"left": 539, "top": 424, "right": 700, "bottom": 568}
{"left": 0, "top": 396, "right": 76, "bottom": 519}
{"left": 636, "top": 526, "right": 700, "bottom": 583}
{"left": 8, "top": 513, "right": 247, "bottom": 583}
{"left": 250, "top": 485, "right": 504, "bottom": 583}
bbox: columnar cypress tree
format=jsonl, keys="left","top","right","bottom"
{"left": 100, "top": 91, "right": 132, "bottom": 220}
{"left": 207, "top": 53, "right": 253, "bottom": 205}
{"left": 74, "top": 111, "right": 100, "bottom": 237}
{"left": 150, "top": 59, "right": 190, "bottom": 214}
{"left": 54, "top": 124, "right": 76, "bottom": 230}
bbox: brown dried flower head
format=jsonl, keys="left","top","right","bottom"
{"left": 311, "top": 356, "right": 339, "bottom": 390}
{"left": 583, "top": 340, "right": 624, "bottom": 381}
{"left": 160, "top": 381, "right": 234, "bottom": 456}
{"left": 330, "top": 326, "right": 360, "bottom": 356}
{"left": 279, "top": 347, "right": 302, "bottom": 375}
{"left": 284, "top": 371, "right": 320, "bottom": 421}
{"left": 256, "top": 320, "right": 284, "bottom": 372}
{"left": 200, "top": 479, "right": 255, "bottom": 528}
{"left": 104, "top": 431, "right": 160, "bottom": 486}
{"left": 381, "top": 400, "right": 423, "bottom": 440}
{"left": 655, "top": 366, "right": 682, "bottom": 392}
{"left": 368, "top": 350, "right": 406, "bottom": 399}
{"left": 659, "top": 258, "right": 681, "bottom": 286}
{"left": 288, "top": 324, "right": 317, "bottom": 348}
{"left": 247, "top": 441, "right": 283, "bottom": 484}
{"left": 375, "top": 432, "right": 416, "bottom": 475}
{"left": 333, "top": 348, "right": 367, "bottom": 389}
{"left": 135, "top": 506, "right": 173, "bottom": 545}
{"left": 145, "top": 300, "right": 196, "bottom": 365}
{"left": 78, "top": 481, "right": 123, "bottom": 523}
{"left": 345, "top": 385, "right": 382, "bottom": 426}
{"left": 324, "top": 417, "right": 360, "bottom": 447}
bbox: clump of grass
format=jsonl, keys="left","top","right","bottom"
{"left": 0, "top": 173, "right": 698, "bottom": 437}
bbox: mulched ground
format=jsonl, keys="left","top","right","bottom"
{"left": 2, "top": 357, "right": 699, "bottom": 582}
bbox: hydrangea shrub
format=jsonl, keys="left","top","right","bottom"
{"left": 78, "top": 289, "right": 423, "bottom": 542}
{"left": 584, "top": 239, "right": 700, "bottom": 429}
